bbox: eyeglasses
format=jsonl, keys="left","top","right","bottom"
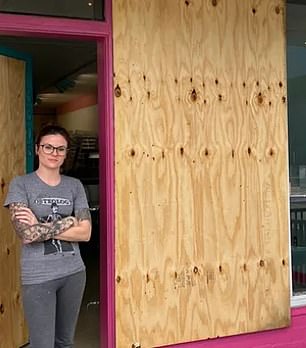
{"left": 39, "top": 144, "right": 68, "bottom": 156}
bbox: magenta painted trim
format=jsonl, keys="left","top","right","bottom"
{"left": 0, "top": 12, "right": 110, "bottom": 39}
{"left": 160, "top": 307, "right": 306, "bottom": 348}
{"left": 293, "top": 306, "right": 306, "bottom": 317}
{"left": 98, "top": 36, "right": 115, "bottom": 348}
{"left": 97, "top": 1, "right": 115, "bottom": 347}
{"left": 103, "top": 0, "right": 112, "bottom": 27}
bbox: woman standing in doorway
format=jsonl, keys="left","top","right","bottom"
{"left": 4, "top": 124, "right": 92, "bottom": 348}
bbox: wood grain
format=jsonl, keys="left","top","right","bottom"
{"left": 113, "top": 0, "right": 289, "bottom": 347}
{"left": 0, "top": 55, "right": 27, "bottom": 348}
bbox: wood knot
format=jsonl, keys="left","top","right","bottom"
{"left": 191, "top": 88, "right": 197, "bottom": 102}
{"left": 193, "top": 266, "right": 199, "bottom": 274}
{"left": 279, "top": 81, "right": 283, "bottom": 88}
{"left": 257, "top": 93, "right": 263, "bottom": 104}
{"left": 252, "top": 7, "right": 256, "bottom": 14}
{"left": 243, "top": 82, "right": 246, "bottom": 88}
{"left": 162, "top": 150, "right": 165, "bottom": 158}
{"left": 180, "top": 147, "right": 184, "bottom": 155}
{"left": 1, "top": 178, "right": 5, "bottom": 193}
{"left": 243, "top": 264, "right": 247, "bottom": 271}
{"left": 130, "top": 149, "right": 136, "bottom": 157}
{"left": 282, "top": 259, "right": 286, "bottom": 266}
{"left": 282, "top": 96, "right": 286, "bottom": 103}
{"left": 215, "top": 79, "right": 219, "bottom": 85}
{"left": 212, "top": 0, "right": 217, "bottom": 6}
{"left": 174, "top": 78, "right": 178, "bottom": 84}
{"left": 190, "top": 77, "right": 193, "bottom": 83}
{"left": 116, "top": 275, "right": 121, "bottom": 283}
{"left": 259, "top": 260, "right": 265, "bottom": 267}
{"left": 147, "top": 91, "right": 150, "bottom": 99}
{"left": 248, "top": 147, "right": 251, "bottom": 155}
{"left": 7, "top": 248, "right": 10, "bottom": 255}
{"left": 132, "top": 344, "right": 141, "bottom": 348}
{"left": 219, "top": 265, "right": 222, "bottom": 273}
{"left": 143, "top": 74, "right": 146, "bottom": 81}
{"left": 269, "top": 148, "right": 274, "bottom": 156}
{"left": 275, "top": 6, "right": 280, "bottom": 14}
{"left": 231, "top": 149, "right": 235, "bottom": 158}
{"left": 218, "top": 94, "right": 222, "bottom": 101}
{"left": 185, "top": 0, "right": 190, "bottom": 6}
{"left": 256, "top": 81, "right": 259, "bottom": 86}
{"left": 0, "top": 304, "right": 4, "bottom": 314}
{"left": 114, "top": 84, "right": 121, "bottom": 97}
{"left": 204, "top": 148, "right": 209, "bottom": 156}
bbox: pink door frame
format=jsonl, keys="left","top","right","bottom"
{"left": 0, "top": 1, "right": 115, "bottom": 347}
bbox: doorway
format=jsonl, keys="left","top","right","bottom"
{"left": 0, "top": 9, "right": 114, "bottom": 347}
{"left": 0, "top": 35, "right": 100, "bottom": 347}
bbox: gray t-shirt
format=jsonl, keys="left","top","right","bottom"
{"left": 4, "top": 172, "right": 89, "bottom": 285}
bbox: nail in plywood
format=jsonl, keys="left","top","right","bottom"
{"left": 0, "top": 55, "right": 28, "bottom": 348}
{"left": 113, "top": 0, "right": 289, "bottom": 347}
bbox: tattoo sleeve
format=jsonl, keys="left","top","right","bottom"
{"left": 9, "top": 202, "right": 76, "bottom": 244}
{"left": 75, "top": 208, "right": 92, "bottom": 224}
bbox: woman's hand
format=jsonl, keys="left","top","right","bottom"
{"left": 8, "top": 203, "right": 80, "bottom": 244}
{"left": 54, "top": 208, "right": 92, "bottom": 242}
{"left": 13, "top": 207, "right": 38, "bottom": 226}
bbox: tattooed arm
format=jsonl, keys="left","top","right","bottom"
{"left": 9, "top": 202, "right": 77, "bottom": 244}
{"left": 54, "top": 208, "right": 92, "bottom": 242}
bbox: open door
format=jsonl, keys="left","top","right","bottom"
{"left": 0, "top": 47, "right": 33, "bottom": 348}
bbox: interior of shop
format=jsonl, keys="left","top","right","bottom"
{"left": 0, "top": 35, "right": 100, "bottom": 347}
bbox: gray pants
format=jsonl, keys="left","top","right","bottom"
{"left": 22, "top": 270, "right": 86, "bottom": 348}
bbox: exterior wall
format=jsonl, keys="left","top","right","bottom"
{"left": 34, "top": 95, "right": 98, "bottom": 135}
{"left": 56, "top": 104, "right": 98, "bottom": 135}
{"left": 34, "top": 110, "right": 56, "bottom": 135}
{"left": 113, "top": 0, "right": 290, "bottom": 347}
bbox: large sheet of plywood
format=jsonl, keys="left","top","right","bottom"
{"left": 0, "top": 55, "right": 27, "bottom": 347}
{"left": 113, "top": 0, "right": 289, "bottom": 347}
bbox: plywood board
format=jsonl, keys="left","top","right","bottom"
{"left": 0, "top": 55, "right": 27, "bottom": 348}
{"left": 113, "top": 0, "right": 289, "bottom": 346}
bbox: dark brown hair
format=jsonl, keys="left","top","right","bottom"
{"left": 35, "top": 124, "right": 71, "bottom": 148}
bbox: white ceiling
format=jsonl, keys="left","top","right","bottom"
{"left": 0, "top": 35, "right": 97, "bottom": 110}
{"left": 37, "top": 72, "right": 97, "bottom": 108}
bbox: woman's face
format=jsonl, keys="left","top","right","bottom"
{"left": 36, "top": 134, "right": 68, "bottom": 171}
